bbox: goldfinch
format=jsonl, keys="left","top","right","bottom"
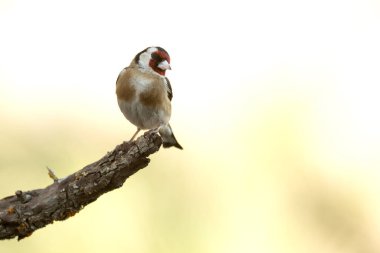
{"left": 116, "top": 47, "right": 183, "bottom": 149}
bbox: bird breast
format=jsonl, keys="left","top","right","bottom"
{"left": 116, "top": 67, "right": 171, "bottom": 129}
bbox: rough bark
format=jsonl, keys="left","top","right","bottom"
{"left": 0, "top": 131, "right": 162, "bottom": 240}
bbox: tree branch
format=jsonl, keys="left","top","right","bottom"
{"left": 0, "top": 131, "right": 162, "bottom": 240}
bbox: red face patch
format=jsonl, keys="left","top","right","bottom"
{"left": 149, "top": 49, "right": 170, "bottom": 76}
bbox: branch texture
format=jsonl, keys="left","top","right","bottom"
{"left": 0, "top": 131, "right": 162, "bottom": 240}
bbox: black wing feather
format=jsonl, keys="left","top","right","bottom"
{"left": 165, "top": 77, "right": 173, "bottom": 101}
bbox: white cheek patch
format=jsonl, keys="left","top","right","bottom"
{"left": 138, "top": 52, "right": 151, "bottom": 68}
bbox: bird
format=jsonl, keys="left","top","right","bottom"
{"left": 116, "top": 46, "right": 183, "bottom": 149}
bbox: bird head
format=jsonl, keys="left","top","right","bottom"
{"left": 134, "top": 47, "right": 171, "bottom": 76}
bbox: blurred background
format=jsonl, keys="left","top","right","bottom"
{"left": 1, "top": 0, "right": 380, "bottom": 252}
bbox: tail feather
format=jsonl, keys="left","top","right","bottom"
{"left": 159, "top": 124, "right": 183, "bottom": 150}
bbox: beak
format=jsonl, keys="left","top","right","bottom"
{"left": 158, "top": 60, "right": 171, "bottom": 70}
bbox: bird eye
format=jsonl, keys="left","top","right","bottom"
{"left": 151, "top": 53, "right": 161, "bottom": 62}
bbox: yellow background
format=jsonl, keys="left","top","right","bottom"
{"left": 1, "top": 0, "right": 380, "bottom": 252}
